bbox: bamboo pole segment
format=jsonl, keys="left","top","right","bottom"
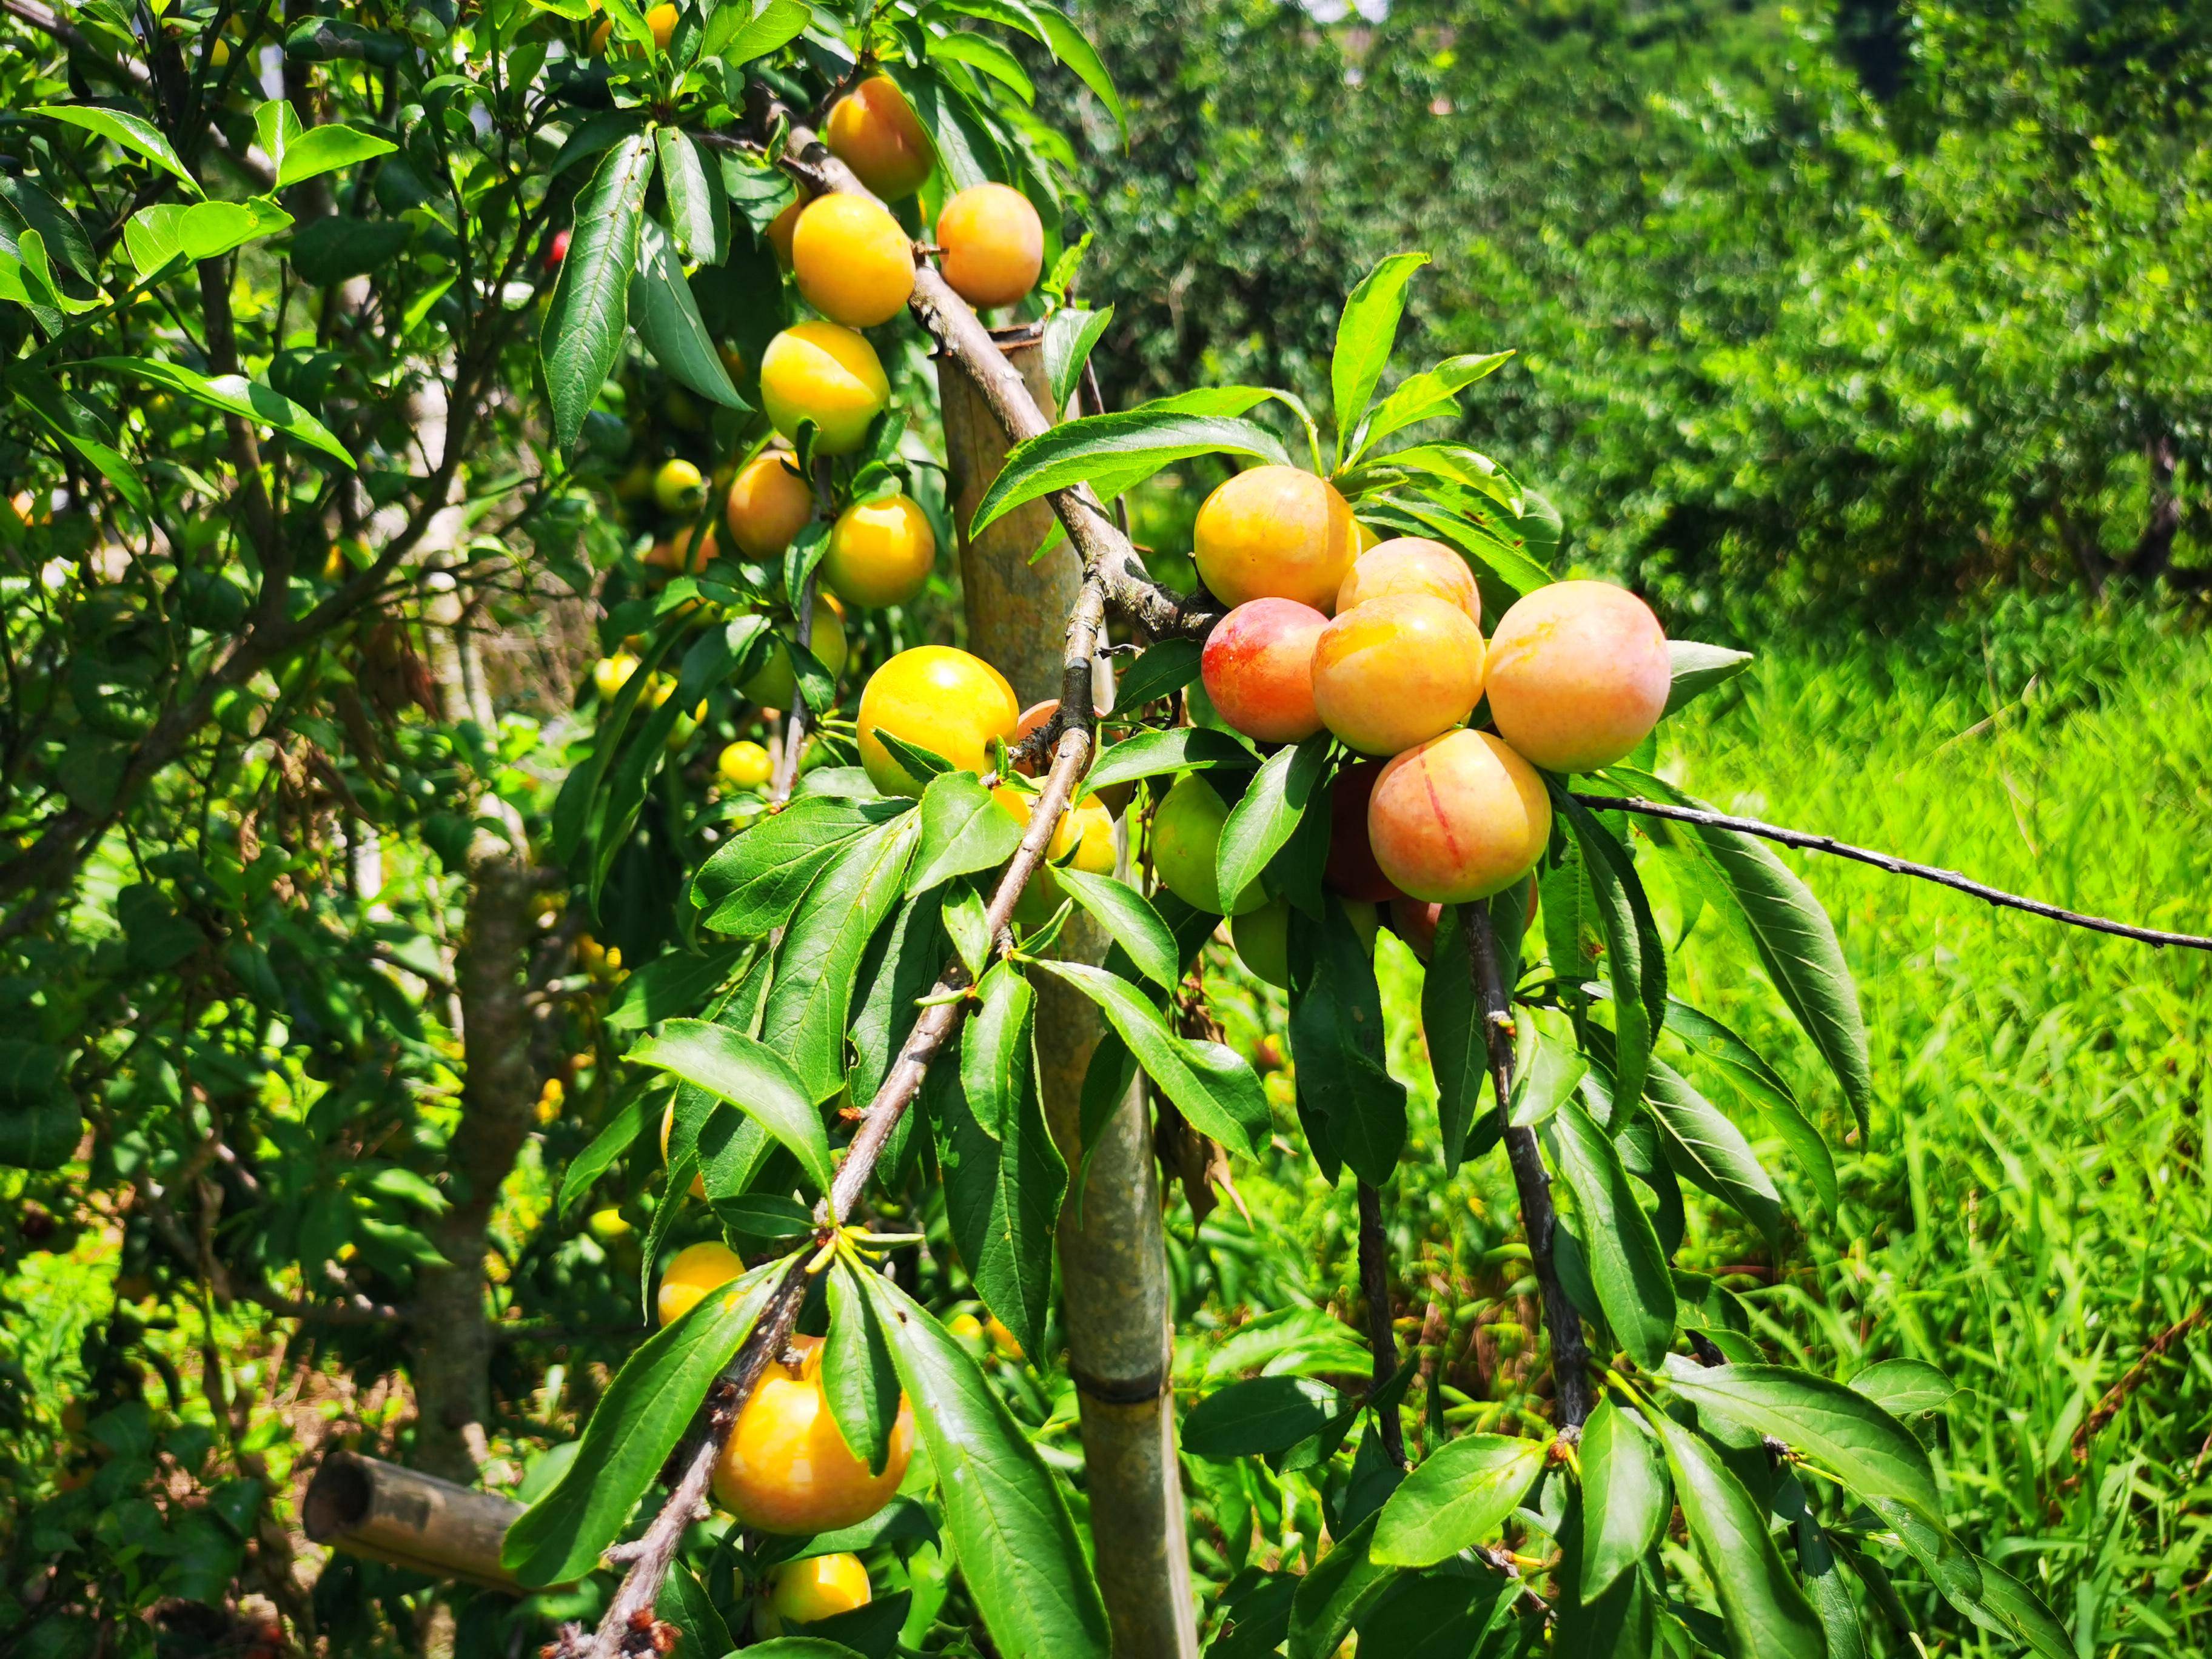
{"left": 302, "top": 1452, "right": 528, "bottom": 1592}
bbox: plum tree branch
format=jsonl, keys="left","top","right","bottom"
{"left": 1572, "top": 794, "right": 2212, "bottom": 951}
{"left": 1468, "top": 904, "right": 1592, "bottom": 1436}
{"left": 1355, "top": 1180, "right": 1406, "bottom": 1468}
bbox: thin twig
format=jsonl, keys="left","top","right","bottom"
{"left": 1355, "top": 1181, "right": 1406, "bottom": 1469}
{"left": 1468, "top": 905, "right": 1592, "bottom": 1436}
{"left": 1572, "top": 794, "right": 2212, "bottom": 952}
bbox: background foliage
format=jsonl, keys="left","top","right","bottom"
{"left": 2, "top": 0, "right": 2208, "bottom": 1655}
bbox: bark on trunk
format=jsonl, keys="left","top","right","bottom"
{"left": 942, "top": 329, "right": 1199, "bottom": 1659}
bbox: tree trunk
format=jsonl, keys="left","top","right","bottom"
{"left": 2127, "top": 429, "right": 2183, "bottom": 581}
{"left": 941, "top": 329, "right": 1199, "bottom": 1659}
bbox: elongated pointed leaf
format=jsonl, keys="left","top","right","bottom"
{"left": 1848, "top": 1358, "right": 1956, "bottom": 1419}
{"left": 1552, "top": 1099, "right": 1675, "bottom": 1368}
{"left": 939, "top": 963, "right": 1062, "bottom": 1356}
{"left": 125, "top": 198, "right": 293, "bottom": 281}
{"left": 1183, "top": 1376, "right": 1344, "bottom": 1459}
{"left": 1423, "top": 907, "right": 1487, "bottom": 1172}
{"left": 702, "top": 0, "right": 810, "bottom": 64}
{"left": 1042, "top": 303, "right": 1113, "bottom": 415}
{"left": 628, "top": 1020, "right": 834, "bottom": 1193}
{"left": 1661, "top": 1357, "right": 1945, "bottom": 1529}
{"left": 654, "top": 128, "right": 730, "bottom": 264}
{"left": 1664, "top": 998, "right": 1835, "bottom": 1212}
{"left": 657, "top": 1561, "right": 735, "bottom": 1658}
{"left": 1579, "top": 1400, "right": 1669, "bottom": 1601}
{"left": 503, "top": 1259, "right": 786, "bottom": 1585}
{"left": 1289, "top": 1515, "right": 1395, "bottom": 1659}
{"left": 908, "top": 773, "right": 1023, "bottom": 896}
{"left": 862, "top": 1273, "right": 1110, "bottom": 1658}
{"left": 1033, "top": 960, "right": 1267, "bottom": 1156}
{"left": 32, "top": 104, "right": 200, "bottom": 194}
{"left": 1352, "top": 351, "right": 1511, "bottom": 458}
{"left": 255, "top": 104, "right": 396, "bottom": 189}
{"left": 1370, "top": 1433, "right": 1548, "bottom": 1568}
{"left": 1614, "top": 766, "right": 1872, "bottom": 1135}
{"left": 1959, "top": 1555, "right": 2073, "bottom": 1659}
{"left": 1085, "top": 726, "right": 1255, "bottom": 794}
{"left": 824, "top": 1259, "right": 905, "bottom": 1475}
{"left": 1287, "top": 899, "right": 1407, "bottom": 1184}
{"left": 635, "top": 218, "right": 744, "bottom": 407}
{"left": 1217, "top": 736, "right": 1328, "bottom": 912}
{"left": 1789, "top": 1501, "right": 1869, "bottom": 1659}
{"left": 696, "top": 796, "right": 907, "bottom": 937}
{"left": 1107, "top": 638, "right": 1204, "bottom": 713}
{"left": 970, "top": 407, "right": 1290, "bottom": 537}
{"left": 1641, "top": 1407, "right": 1825, "bottom": 1659}
{"left": 555, "top": 1091, "right": 649, "bottom": 1219}
{"left": 758, "top": 814, "right": 923, "bottom": 1101}
{"left": 82, "top": 357, "right": 352, "bottom": 464}
{"left": 1644, "top": 1056, "right": 1783, "bottom": 1252}
{"left": 542, "top": 133, "right": 653, "bottom": 450}
{"left": 1557, "top": 794, "right": 1663, "bottom": 1105}
{"left": 1664, "top": 640, "right": 1754, "bottom": 716}
{"left": 1034, "top": 6, "right": 1126, "bottom": 136}
{"left": 1054, "top": 868, "right": 1177, "bottom": 989}
{"left": 1330, "top": 253, "right": 1428, "bottom": 452}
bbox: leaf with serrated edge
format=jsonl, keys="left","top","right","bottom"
{"left": 1053, "top": 869, "right": 1177, "bottom": 989}
{"left": 541, "top": 133, "right": 652, "bottom": 450}
{"left": 908, "top": 773, "right": 1022, "bottom": 896}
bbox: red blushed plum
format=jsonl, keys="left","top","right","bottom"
{"left": 1200, "top": 598, "right": 1327, "bottom": 744}
{"left": 1310, "top": 594, "right": 1486, "bottom": 756}
{"left": 1324, "top": 760, "right": 1404, "bottom": 903}
{"left": 1369, "top": 729, "right": 1551, "bottom": 904}
{"left": 1483, "top": 580, "right": 1671, "bottom": 773}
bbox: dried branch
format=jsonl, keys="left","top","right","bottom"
{"left": 1572, "top": 794, "right": 2212, "bottom": 952}
{"left": 1468, "top": 905, "right": 1592, "bottom": 1436}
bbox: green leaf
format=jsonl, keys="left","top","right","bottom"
{"left": 1034, "top": 6, "right": 1127, "bottom": 136}
{"left": 1660, "top": 1358, "right": 1945, "bottom": 1529}
{"left": 1033, "top": 960, "right": 1268, "bottom": 1156}
{"left": 1643, "top": 1056, "right": 1783, "bottom": 1253}
{"left": 1352, "top": 352, "right": 1512, "bottom": 458}
{"left": 695, "top": 796, "right": 906, "bottom": 937}
{"left": 124, "top": 198, "right": 293, "bottom": 282}
{"left": 628, "top": 1020, "right": 834, "bottom": 1193}
{"left": 289, "top": 215, "right": 411, "bottom": 284}
{"left": 824, "top": 1259, "right": 905, "bottom": 1475}
{"left": 1664, "top": 999, "right": 1835, "bottom": 1212}
{"left": 970, "top": 406, "right": 1291, "bottom": 537}
{"left": 1615, "top": 767, "right": 1872, "bottom": 1136}
{"left": 1370, "top": 1433, "right": 1548, "bottom": 1569}
{"left": 909, "top": 773, "right": 1023, "bottom": 896}
{"left": 742, "top": 1643, "right": 870, "bottom": 1659}
{"left": 1958, "top": 1555, "right": 2073, "bottom": 1659}
{"left": 1551, "top": 1099, "right": 1675, "bottom": 1369}
{"left": 541, "top": 132, "right": 654, "bottom": 451}
{"left": 503, "top": 1259, "right": 786, "bottom": 1585}
{"left": 1556, "top": 795, "right": 1663, "bottom": 1106}
{"left": 32, "top": 104, "right": 200, "bottom": 195}
{"left": 1085, "top": 726, "right": 1255, "bottom": 795}
{"left": 1422, "top": 907, "right": 1487, "bottom": 1173}
{"left": 1183, "top": 1376, "right": 1343, "bottom": 1460}
{"left": 1108, "top": 639, "right": 1203, "bottom": 712}
{"left": 1506, "top": 1012, "right": 1586, "bottom": 1128}
{"left": 1287, "top": 899, "right": 1407, "bottom": 1185}
{"left": 1330, "top": 253, "right": 1428, "bottom": 457}
{"left": 0, "top": 176, "right": 95, "bottom": 282}
{"left": 862, "top": 1273, "right": 1110, "bottom": 1659}
{"left": 253, "top": 101, "right": 397, "bottom": 189}
{"left": 1041, "top": 303, "right": 1113, "bottom": 416}
{"left": 1849, "top": 1358, "right": 1957, "bottom": 1419}
{"left": 654, "top": 129, "right": 730, "bottom": 264}
{"left": 759, "top": 814, "right": 923, "bottom": 1100}
{"left": 930, "top": 30, "right": 1036, "bottom": 102}
{"left": 657, "top": 1560, "right": 734, "bottom": 1659}
{"left": 0, "top": 1041, "right": 79, "bottom": 1170}
{"left": 605, "top": 944, "right": 749, "bottom": 1033}
{"left": 634, "top": 219, "right": 745, "bottom": 408}
{"left": 1787, "top": 1495, "right": 1869, "bottom": 1659}
{"left": 939, "top": 963, "right": 1063, "bottom": 1358}
{"left": 1288, "top": 1515, "right": 1395, "bottom": 1659}
{"left": 702, "top": 0, "right": 811, "bottom": 64}
{"left": 1641, "top": 1406, "right": 1825, "bottom": 1659}
{"left": 1664, "top": 640, "right": 1755, "bottom": 716}
{"left": 1216, "top": 736, "right": 1328, "bottom": 913}
{"left": 81, "top": 357, "right": 352, "bottom": 465}
{"left": 1861, "top": 1493, "right": 1983, "bottom": 1610}
{"left": 1053, "top": 868, "right": 1177, "bottom": 989}
{"left": 884, "top": 62, "right": 996, "bottom": 191}
{"left": 1578, "top": 1400, "right": 1669, "bottom": 1601}
{"left": 850, "top": 886, "right": 950, "bottom": 1104}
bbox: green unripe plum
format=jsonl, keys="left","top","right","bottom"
{"left": 1232, "top": 895, "right": 1376, "bottom": 989}
{"left": 1151, "top": 775, "right": 1265, "bottom": 916}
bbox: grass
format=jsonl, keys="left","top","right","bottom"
{"left": 1198, "top": 599, "right": 2212, "bottom": 1653}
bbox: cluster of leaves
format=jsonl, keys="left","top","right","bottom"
{"left": 1074, "top": 0, "right": 2212, "bottom": 621}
